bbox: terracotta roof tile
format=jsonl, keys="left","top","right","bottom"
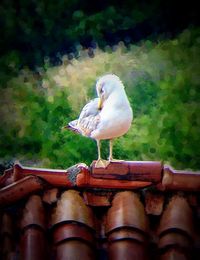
{"left": 145, "top": 191, "right": 164, "bottom": 215}
{"left": 83, "top": 191, "right": 112, "bottom": 207}
{"left": 0, "top": 175, "right": 46, "bottom": 207}
{"left": 158, "top": 195, "right": 194, "bottom": 238}
{"left": 0, "top": 160, "right": 200, "bottom": 259}
{"left": 21, "top": 195, "right": 46, "bottom": 229}
{"left": 54, "top": 240, "right": 95, "bottom": 260}
{"left": 51, "top": 190, "right": 95, "bottom": 229}
{"left": 20, "top": 227, "right": 47, "bottom": 260}
{"left": 108, "top": 240, "right": 148, "bottom": 260}
{"left": 106, "top": 191, "right": 149, "bottom": 234}
{"left": 0, "top": 213, "right": 15, "bottom": 260}
{"left": 42, "top": 188, "right": 59, "bottom": 205}
{"left": 161, "top": 165, "right": 200, "bottom": 191}
{"left": 20, "top": 195, "right": 47, "bottom": 260}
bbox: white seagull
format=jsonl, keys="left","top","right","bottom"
{"left": 66, "top": 74, "right": 133, "bottom": 168}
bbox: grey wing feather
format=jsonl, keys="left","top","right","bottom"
{"left": 68, "top": 98, "right": 100, "bottom": 137}
{"left": 78, "top": 98, "right": 99, "bottom": 121}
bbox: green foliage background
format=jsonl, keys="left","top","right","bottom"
{"left": 0, "top": 28, "right": 200, "bottom": 170}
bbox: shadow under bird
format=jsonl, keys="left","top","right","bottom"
{"left": 64, "top": 74, "right": 133, "bottom": 168}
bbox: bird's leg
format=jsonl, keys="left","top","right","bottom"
{"left": 109, "top": 139, "right": 124, "bottom": 163}
{"left": 97, "top": 139, "right": 101, "bottom": 160}
{"left": 95, "top": 140, "right": 110, "bottom": 168}
{"left": 109, "top": 139, "right": 114, "bottom": 161}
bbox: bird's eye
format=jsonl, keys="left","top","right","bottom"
{"left": 100, "top": 83, "right": 105, "bottom": 94}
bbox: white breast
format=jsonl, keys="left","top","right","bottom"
{"left": 91, "top": 88, "right": 133, "bottom": 140}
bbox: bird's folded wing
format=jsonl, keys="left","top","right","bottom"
{"left": 78, "top": 98, "right": 99, "bottom": 120}
{"left": 78, "top": 114, "right": 100, "bottom": 137}
{"left": 68, "top": 98, "right": 100, "bottom": 137}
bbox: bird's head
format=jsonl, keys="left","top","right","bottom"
{"left": 96, "top": 74, "right": 124, "bottom": 110}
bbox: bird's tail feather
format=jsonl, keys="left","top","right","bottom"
{"left": 63, "top": 120, "right": 81, "bottom": 134}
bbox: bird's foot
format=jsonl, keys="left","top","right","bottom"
{"left": 95, "top": 159, "right": 110, "bottom": 168}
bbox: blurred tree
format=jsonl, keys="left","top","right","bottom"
{"left": 0, "top": 1, "right": 199, "bottom": 170}
{"left": 0, "top": 0, "right": 199, "bottom": 86}
{"left": 0, "top": 28, "right": 199, "bottom": 170}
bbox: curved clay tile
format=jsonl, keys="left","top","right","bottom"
{"left": 0, "top": 168, "right": 13, "bottom": 187}
{"left": 51, "top": 190, "right": 96, "bottom": 260}
{"left": 158, "top": 195, "right": 194, "bottom": 238}
{"left": 0, "top": 176, "right": 45, "bottom": 207}
{"left": 21, "top": 195, "right": 46, "bottom": 229}
{"left": 158, "top": 195, "right": 194, "bottom": 259}
{"left": 21, "top": 228, "right": 47, "bottom": 260}
{"left": 158, "top": 232, "right": 191, "bottom": 249}
{"left": 53, "top": 223, "right": 95, "bottom": 246}
{"left": 20, "top": 195, "right": 47, "bottom": 260}
{"left": 0, "top": 213, "right": 14, "bottom": 259}
{"left": 91, "top": 161, "right": 162, "bottom": 182}
{"left": 106, "top": 191, "right": 149, "bottom": 234}
{"left": 51, "top": 190, "right": 95, "bottom": 229}
{"left": 108, "top": 240, "right": 148, "bottom": 260}
{"left": 0, "top": 212, "right": 13, "bottom": 235}
{"left": 106, "top": 191, "right": 149, "bottom": 260}
{"left": 54, "top": 240, "right": 95, "bottom": 260}
{"left": 11, "top": 162, "right": 88, "bottom": 187}
{"left": 161, "top": 166, "right": 200, "bottom": 191}
{"left": 108, "top": 228, "right": 145, "bottom": 244}
{"left": 160, "top": 248, "right": 188, "bottom": 260}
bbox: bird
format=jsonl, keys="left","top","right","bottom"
{"left": 65, "top": 74, "right": 133, "bottom": 168}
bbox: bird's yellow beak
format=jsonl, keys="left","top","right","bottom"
{"left": 98, "top": 97, "right": 103, "bottom": 110}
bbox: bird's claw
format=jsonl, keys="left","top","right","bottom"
{"left": 95, "top": 159, "right": 110, "bottom": 168}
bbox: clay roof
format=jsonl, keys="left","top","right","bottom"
{"left": 0, "top": 160, "right": 200, "bottom": 259}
